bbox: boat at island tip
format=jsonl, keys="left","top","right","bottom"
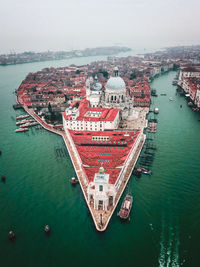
{"left": 118, "top": 194, "right": 133, "bottom": 219}
{"left": 15, "top": 128, "right": 29, "bottom": 132}
{"left": 16, "top": 115, "right": 29, "bottom": 120}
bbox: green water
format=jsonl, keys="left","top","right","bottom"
{"left": 0, "top": 57, "right": 200, "bottom": 267}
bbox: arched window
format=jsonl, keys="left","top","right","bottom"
{"left": 111, "top": 95, "right": 113, "bottom": 101}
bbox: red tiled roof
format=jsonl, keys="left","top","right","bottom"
{"left": 69, "top": 129, "right": 140, "bottom": 184}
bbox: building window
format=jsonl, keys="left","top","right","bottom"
{"left": 99, "top": 185, "right": 103, "bottom": 192}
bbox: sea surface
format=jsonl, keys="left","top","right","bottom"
{"left": 0, "top": 54, "right": 200, "bottom": 267}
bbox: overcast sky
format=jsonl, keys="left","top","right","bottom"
{"left": 0, "top": 0, "right": 200, "bottom": 53}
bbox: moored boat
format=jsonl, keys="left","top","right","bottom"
{"left": 71, "top": 177, "right": 79, "bottom": 184}
{"left": 154, "top": 107, "right": 159, "bottom": 114}
{"left": 15, "top": 128, "right": 29, "bottom": 132}
{"left": 20, "top": 122, "right": 38, "bottom": 128}
{"left": 16, "top": 115, "right": 29, "bottom": 120}
{"left": 142, "top": 170, "right": 152, "bottom": 175}
{"left": 118, "top": 194, "right": 133, "bottom": 220}
{"left": 16, "top": 119, "right": 34, "bottom": 125}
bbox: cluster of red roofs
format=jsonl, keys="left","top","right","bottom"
{"left": 17, "top": 65, "right": 151, "bottom": 108}
{"left": 69, "top": 130, "right": 140, "bottom": 184}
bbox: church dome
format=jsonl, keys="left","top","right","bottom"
{"left": 106, "top": 76, "right": 126, "bottom": 91}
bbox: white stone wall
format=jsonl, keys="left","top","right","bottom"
{"left": 63, "top": 110, "right": 119, "bottom": 132}
{"left": 115, "top": 132, "right": 144, "bottom": 191}
{"left": 87, "top": 182, "right": 116, "bottom": 211}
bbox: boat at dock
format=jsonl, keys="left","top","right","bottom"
{"left": 118, "top": 194, "right": 133, "bottom": 220}
{"left": 20, "top": 122, "right": 38, "bottom": 128}
{"left": 16, "top": 119, "right": 34, "bottom": 125}
{"left": 151, "top": 89, "right": 158, "bottom": 97}
{"left": 147, "top": 122, "right": 157, "bottom": 133}
{"left": 15, "top": 128, "right": 29, "bottom": 132}
{"left": 71, "top": 177, "right": 79, "bottom": 184}
{"left": 16, "top": 115, "right": 29, "bottom": 120}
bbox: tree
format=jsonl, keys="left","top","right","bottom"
{"left": 48, "top": 102, "right": 52, "bottom": 114}
{"left": 130, "top": 72, "right": 136, "bottom": 80}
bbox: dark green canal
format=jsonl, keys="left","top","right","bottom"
{"left": 0, "top": 57, "right": 200, "bottom": 267}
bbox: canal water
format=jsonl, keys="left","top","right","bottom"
{"left": 0, "top": 57, "right": 200, "bottom": 267}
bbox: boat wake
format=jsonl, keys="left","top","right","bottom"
{"left": 158, "top": 214, "right": 180, "bottom": 267}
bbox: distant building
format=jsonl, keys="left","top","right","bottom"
{"left": 178, "top": 67, "right": 200, "bottom": 88}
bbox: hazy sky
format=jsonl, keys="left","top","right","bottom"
{"left": 0, "top": 0, "right": 200, "bottom": 53}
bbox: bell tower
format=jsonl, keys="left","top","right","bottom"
{"left": 114, "top": 66, "right": 119, "bottom": 77}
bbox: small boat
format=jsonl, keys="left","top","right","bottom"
{"left": 20, "top": 122, "right": 38, "bottom": 128}
{"left": 71, "top": 177, "right": 79, "bottom": 184}
{"left": 16, "top": 119, "right": 34, "bottom": 125}
{"left": 180, "top": 105, "right": 182, "bottom": 108}
{"left": 169, "top": 97, "right": 173, "bottom": 101}
{"left": 8, "top": 231, "right": 15, "bottom": 241}
{"left": 133, "top": 167, "right": 142, "bottom": 178}
{"left": 1, "top": 174, "right": 6, "bottom": 182}
{"left": 15, "top": 128, "right": 29, "bottom": 132}
{"left": 160, "top": 93, "right": 167, "bottom": 96}
{"left": 44, "top": 225, "right": 50, "bottom": 234}
{"left": 118, "top": 194, "right": 133, "bottom": 220}
{"left": 188, "top": 102, "right": 193, "bottom": 107}
{"left": 142, "top": 170, "right": 152, "bottom": 175}
{"left": 154, "top": 107, "right": 159, "bottom": 114}
{"left": 16, "top": 115, "right": 29, "bottom": 120}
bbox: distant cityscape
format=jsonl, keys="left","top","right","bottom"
{"left": 16, "top": 45, "right": 200, "bottom": 120}
{"left": 0, "top": 46, "right": 131, "bottom": 65}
